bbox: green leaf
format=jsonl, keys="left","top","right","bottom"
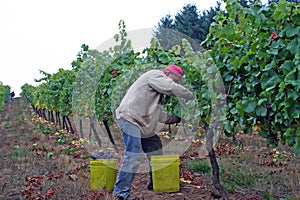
{"left": 284, "top": 23, "right": 299, "bottom": 37}
{"left": 47, "top": 152, "right": 54, "bottom": 158}
{"left": 275, "top": 112, "right": 283, "bottom": 123}
{"left": 224, "top": 121, "right": 233, "bottom": 134}
{"left": 230, "top": 107, "right": 239, "bottom": 115}
{"left": 257, "top": 52, "right": 268, "bottom": 59}
{"left": 287, "top": 38, "right": 299, "bottom": 55}
{"left": 279, "top": 81, "right": 285, "bottom": 93}
{"left": 262, "top": 60, "right": 275, "bottom": 71}
{"left": 259, "top": 130, "right": 268, "bottom": 138}
{"left": 291, "top": 104, "right": 300, "bottom": 118}
{"left": 287, "top": 90, "right": 299, "bottom": 101}
{"left": 242, "top": 98, "right": 257, "bottom": 113}
{"left": 280, "top": 60, "right": 293, "bottom": 74}
{"left": 266, "top": 48, "right": 278, "bottom": 55}
{"left": 275, "top": 93, "right": 285, "bottom": 101}
{"left": 224, "top": 73, "right": 234, "bottom": 81}
{"left": 296, "top": 129, "right": 300, "bottom": 137}
{"left": 232, "top": 57, "right": 239, "bottom": 71}
{"left": 239, "top": 55, "right": 248, "bottom": 66}
{"left": 257, "top": 98, "right": 267, "bottom": 106}
{"left": 260, "top": 70, "right": 278, "bottom": 91}
{"left": 294, "top": 139, "right": 300, "bottom": 155}
{"left": 284, "top": 68, "right": 296, "bottom": 85}
{"left": 244, "top": 126, "right": 252, "bottom": 134}
{"left": 256, "top": 106, "right": 267, "bottom": 116}
{"left": 244, "top": 65, "right": 251, "bottom": 71}
{"left": 252, "top": 70, "right": 261, "bottom": 77}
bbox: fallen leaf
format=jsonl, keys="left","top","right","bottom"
{"left": 69, "top": 174, "right": 77, "bottom": 181}
{"left": 46, "top": 188, "right": 55, "bottom": 199}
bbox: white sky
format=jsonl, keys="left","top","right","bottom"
{"left": 0, "top": 0, "right": 222, "bottom": 96}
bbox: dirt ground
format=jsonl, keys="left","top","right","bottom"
{"left": 0, "top": 98, "right": 299, "bottom": 200}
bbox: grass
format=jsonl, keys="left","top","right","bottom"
{"left": 220, "top": 166, "right": 257, "bottom": 192}
{"left": 35, "top": 123, "right": 55, "bottom": 134}
{"left": 187, "top": 161, "right": 211, "bottom": 174}
{"left": 216, "top": 134, "right": 300, "bottom": 199}
{"left": 4, "top": 123, "right": 15, "bottom": 130}
{"left": 218, "top": 159, "right": 299, "bottom": 199}
{"left": 4, "top": 149, "right": 29, "bottom": 159}
{"left": 16, "top": 118, "right": 24, "bottom": 126}
{"left": 179, "top": 132, "right": 300, "bottom": 199}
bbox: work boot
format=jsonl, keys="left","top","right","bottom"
{"left": 147, "top": 172, "right": 153, "bottom": 190}
{"left": 147, "top": 182, "right": 153, "bottom": 190}
{"left": 127, "top": 196, "right": 139, "bottom": 200}
{"left": 115, "top": 195, "right": 139, "bottom": 200}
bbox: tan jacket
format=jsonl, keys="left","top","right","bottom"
{"left": 117, "top": 69, "right": 194, "bottom": 135}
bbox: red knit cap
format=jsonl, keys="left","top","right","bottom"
{"left": 163, "top": 65, "right": 184, "bottom": 77}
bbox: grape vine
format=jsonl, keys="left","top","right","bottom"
{"left": 0, "top": 82, "right": 10, "bottom": 111}
{"left": 205, "top": 0, "right": 300, "bottom": 153}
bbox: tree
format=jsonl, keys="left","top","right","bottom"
{"left": 174, "top": 4, "right": 202, "bottom": 43}
{"left": 268, "top": 0, "right": 300, "bottom": 4}
{"left": 0, "top": 82, "right": 10, "bottom": 111}
{"left": 239, "top": 0, "right": 255, "bottom": 7}
{"left": 157, "top": 14, "right": 175, "bottom": 29}
{"left": 154, "top": 2, "right": 222, "bottom": 50}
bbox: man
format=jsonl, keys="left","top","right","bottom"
{"left": 10, "top": 91, "right": 15, "bottom": 102}
{"left": 113, "top": 65, "right": 194, "bottom": 200}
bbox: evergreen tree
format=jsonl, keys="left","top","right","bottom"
{"left": 174, "top": 4, "right": 202, "bottom": 42}
{"left": 268, "top": 0, "right": 300, "bottom": 3}
{"left": 158, "top": 14, "right": 175, "bottom": 29}
{"left": 154, "top": 2, "right": 222, "bottom": 50}
{"left": 198, "top": 3, "right": 222, "bottom": 44}
{"left": 239, "top": 0, "right": 255, "bottom": 7}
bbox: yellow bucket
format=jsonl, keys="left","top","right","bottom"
{"left": 150, "top": 155, "right": 180, "bottom": 192}
{"left": 90, "top": 159, "right": 117, "bottom": 191}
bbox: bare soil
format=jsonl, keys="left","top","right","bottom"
{"left": 0, "top": 98, "right": 299, "bottom": 200}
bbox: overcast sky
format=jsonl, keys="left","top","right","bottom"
{"left": 0, "top": 0, "right": 223, "bottom": 96}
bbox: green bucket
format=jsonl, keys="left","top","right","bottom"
{"left": 90, "top": 159, "right": 117, "bottom": 191}
{"left": 150, "top": 155, "right": 180, "bottom": 192}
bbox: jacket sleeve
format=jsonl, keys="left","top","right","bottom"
{"left": 148, "top": 73, "right": 194, "bottom": 100}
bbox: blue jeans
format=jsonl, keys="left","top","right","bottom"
{"left": 113, "top": 118, "right": 162, "bottom": 199}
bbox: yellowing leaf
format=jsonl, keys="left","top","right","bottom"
{"left": 180, "top": 178, "right": 191, "bottom": 184}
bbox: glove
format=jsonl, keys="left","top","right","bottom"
{"left": 164, "top": 115, "right": 181, "bottom": 124}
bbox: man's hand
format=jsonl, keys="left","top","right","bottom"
{"left": 164, "top": 115, "right": 181, "bottom": 124}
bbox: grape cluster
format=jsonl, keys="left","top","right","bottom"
{"left": 90, "top": 152, "right": 118, "bottom": 159}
